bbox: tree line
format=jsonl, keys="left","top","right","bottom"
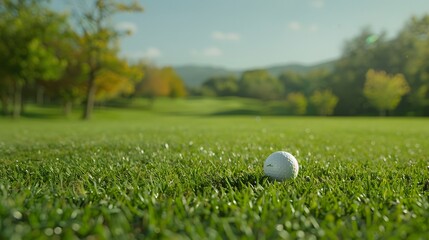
{"left": 197, "top": 15, "right": 429, "bottom": 116}
{"left": 1, "top": 1, "right": 428, "bottom": 118}
{"left": 0, "top": 0, "right": 186, "bottom": 119}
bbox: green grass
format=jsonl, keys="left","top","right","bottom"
{"left": 1, "top": 99, "right": 429, "bottom": 239}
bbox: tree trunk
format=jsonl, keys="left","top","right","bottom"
{"left": 36, "top": 85, "right": 44, "bottom": 105}
{"left": 147, "top": 95, "right": 156, "bottom": 108}
{"left": 82, "top": 71, "right": 97, "bottom": 120}
{"left": 63, "top": 100, "right": 72, "bottom": 116}
{"left": 1, "top": 94, "right": 9, "bottom": 116}
{"left": 13, "top": 81, "right": 22, "bottom": 119}
{"left": 21, "top": 91, "right": 26, "bottom": 115}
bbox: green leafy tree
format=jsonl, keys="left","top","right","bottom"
{"left": 32, "top": 21, "right": 84, "bottom": 115}
{"left": 0, "top": 0, "right": 68, "bottom": 118}
{"left": 328, "top": 15, "right": 429, "bottom": 116}
{"left": 72, "top": 0, "right": 143, "bottom": 120}
{"left": 201, "top": 76, "right": 238, "bottom": 97}
{"left": 40, "top": 33, "right": 88, "bottom": 116}
{"left": 305, "top": 69, "right": 331, "bottom": 95}
{"left": 409, "top": 85, "right": 429, "bottom": 114}
{"left": 310, "top": 90, "right": 339, "bottom": 116}
{"left": 286, "top": 92, "right": 307, "bottom": 115}
{"left": 363, "top": 69, "right": 410, "bottom": 116}
{"left": 278, "top": 71, "right": 304, "bottom": 95}
{"left": 238, "top": 69, "right": 283, "bottom": 100}
{"left": 330, "top": 27, "right": 389, "bottom": 115}
{"left": 393, "top": 15, "right": 429, "bottom": 115}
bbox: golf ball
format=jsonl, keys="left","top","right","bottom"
{"left": 263, "top": 151, "right": 299, "bottom": 181}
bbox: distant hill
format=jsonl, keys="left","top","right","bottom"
{"left": 174, "top": 59, "right": 337, "bottom": 88}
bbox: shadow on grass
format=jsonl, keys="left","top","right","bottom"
{"left": 21, "top": 111, "right": 63, "bottom": 119}
{"left": 210, "top": 109, "right": 261, "bottom": 116}
{"left": 210, "top": 107, "right": 291, "bottom": 117}
{"left": 268, "top": 105, "right": 290, "bottom": 115}
{"left": 99, "top": 97, "right": 294, "bottom": 117}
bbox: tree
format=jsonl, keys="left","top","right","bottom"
{"left": 278, "top": 71, "right": 303, "bottom": 96}
{"left": 134, "top": 65, "right": 186, "bottom": 104}
{"left": 32, "top": 20, "right": 83, "bottom": 113}
{"left": 393, "top": 15, "right": 429, "bottom": 115}
{"left": 330, "top": 27, "right": 389, "bottom": 115}
{"left": 238, "top": 69, "right": 283, "bottom": 100}
{"left": 72, "top": 0, "right": 143, "bottom": 120}
{"left": 42, "top": 59, "right": 87, "bottom": 116}
{"left": 135, "top": 65, "right": 168, "bottom": 104}
{"left": 305, "top": 69, "right": 331, "bottom": 95}
{"left": 0, "top": 0, "right": 68, "bottom": 118}
{"left": 0, "top": 76, "right": 13, "bottom": 115}
{"left": 310, "top": 90, "right": 339, "bottom": 116}
{"left": 39, "top": 33, "right": 88, "bottom": 116}
{"left": 201, "top": 76, "right": 238, "bottom": 97}
{"left": 162, "top": 67, "right": 187, "bottom": 98}
{"left": 94, "top": 53, "right": 143, "bottom": 101}
{"left": 327, "top": 15, "right": 429, "bottom": 116}
{"left": 363, "top": 69, "right": 410, "bottom": 116}
{"left": 286, "top": 92, "right": 307, "bottom": 115}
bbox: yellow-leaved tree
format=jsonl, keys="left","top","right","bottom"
{"left": 74, "top": 0, "right": 144, "bottom": 120}
{"left": 134, "top": 65, "right": 186, "bottom": 106}
{"left": 95, "top": 53, "right": 144, "bottom": 101}
{"left": 364, "top": 69, "right": 410, "bottom": 116}
{"left": 161, "top": 67, "right": 187, "bottom": 98}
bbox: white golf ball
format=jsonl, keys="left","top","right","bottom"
{"left": 263, "top": 151, "right": 299, "bottom": 181}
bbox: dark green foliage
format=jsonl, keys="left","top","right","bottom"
{"left": 201, "top": 76, "right": 239, "bottom": 97}
{"left": 329, "top": 16, "right": 429, "bottom": 116}
{"left": 238, "top": 69, "right": 283, "bottom": 100}
{"left": 0, "top": 0, "right": 69, "bottom": 118}
{"left": 279, "top": 71, "right": 305, "bottom": 96}
{"left": 328, "top": 28, "right": 389, "bottom": 115}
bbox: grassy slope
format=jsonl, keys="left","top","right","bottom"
{"left": 0, "top": 99, "right": 429, "bottom": 239}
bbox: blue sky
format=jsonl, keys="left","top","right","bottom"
{"left": 55, "top": 0, "right": 429, "bottom": 70}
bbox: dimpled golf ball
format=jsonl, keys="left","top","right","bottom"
{"left": 263, "top": 151, "right": 299, "bottom": 181}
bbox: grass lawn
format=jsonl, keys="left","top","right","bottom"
{"left": 1, "top": 98, "right": 429, "bottom": 239}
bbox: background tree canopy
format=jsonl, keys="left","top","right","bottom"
{"left": 364, "top": 70, "right": 410, "bottom": 116}
{"left": 0, "top": 1, "right": 428, "bottom": 118}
